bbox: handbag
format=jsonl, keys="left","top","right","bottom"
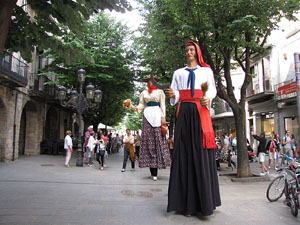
{"left": 99, "top": 150, "right": 105, "bottom": 156}
{"left": 161, "top": 124, "right": 168, "bottom": 137}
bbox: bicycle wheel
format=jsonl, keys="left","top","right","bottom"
{"left": 290, "top": 198, "right": 298, "bottom": 217}
{"left": 266, "top": 175, "right": 285, "bottom": 202}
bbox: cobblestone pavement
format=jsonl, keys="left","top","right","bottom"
{"left": 0, "top": 151, "right": 299, "bottom": 225}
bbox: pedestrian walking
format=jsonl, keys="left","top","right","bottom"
{"left": 121, "top": 128, "right": 135, "bottom": 172}
{"left": 274, "top": 133, "right": 281, "bottom": 166}
{"left": 64, "top": 130, "right": 73, "bottom": 167}
{"left": 84, "top": 125, "right": 93, "bottom": 164}
{"left": 222, "top": 134, "right": 236, "bottom": 169}
{"left": 87, "top": 131, "right": 97, "bottom": 166}
{"left": 268, "top": 134, "right": 278, "bottom": 170}
{"left": 251, "top": 132, "right": 269, "bottom": 175}
{"left": 291, "top": 134, "right": 297, "bottom": 159}
{"left": 107, "top": 133, "right": 112, "bottom": 155}
{"left": 134, "top": 131, "right": 141, "bottom": 160}
{"left": 282, "top": 130, "right": 293, "bottom": 163}
{"left": 116, "top": 133, "right": 121, "bottom": 153}
{"left": 96, "top": 133, "right": 106, "bottom": 170}
{"left": 165, "top": 40, "right": 221, "bottom": 216}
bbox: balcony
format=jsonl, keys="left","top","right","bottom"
{"left": 0, "top": 55, "right": 28, "bottom": 87}
{"left": 29, "top": 76, "right": 57, "bottom": 102}
{"left": 246, "top": 79, "right": 274, "bottom": 104}
{"left": 214, "top": 101, "right": 232, "bottom": 115}
{"left": 212, "top": 101, "right": 234, "bottom": 120}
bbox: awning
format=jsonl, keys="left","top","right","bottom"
{"left": 98, "top": 123, "right": 114, "bottom": 130}
{"left": 211, "top": 112, "right": 234, "bottom": 120}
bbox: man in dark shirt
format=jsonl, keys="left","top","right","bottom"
{"left": 251, "top": 132, "right": 269, "bottom": 176}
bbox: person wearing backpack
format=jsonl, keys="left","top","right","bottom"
{"left": 251, "top": 132, "right": 269, "bottom": 176}
{"left": 282, "top": 130, "right": 293, "bottom": 161}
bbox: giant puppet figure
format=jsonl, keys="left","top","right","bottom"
{"left": 131, "top": 75, "right": 171, "bottom": 181}
{"left": 165, "top": 40, "right": 221, "bottom": 216}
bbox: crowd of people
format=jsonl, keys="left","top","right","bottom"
{"left": 214, "top": 130, "right": 299, "bottom": 176}
{"left": 215, "top": 133, "right": 237, "bottom": 171}
{"left": 251, "top": 130, "right": 298, "bottom": 176}
{"left": 64, "top": 124, "right": 162, "bottom": 171}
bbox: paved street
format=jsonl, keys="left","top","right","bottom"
{"left": 0, "top": 151, "right": 299, "bottom": 225}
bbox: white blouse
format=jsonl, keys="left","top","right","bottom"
{"left": 64, "top": 135, "right": 73, "bottom": 150}
{"left": 137, "top": 89, "right": 166, "bottom": 127}
{"left": 170, "top": 65, "right": 217, "bottom": 107}
{"left": 87, "top": 136, "right": 96, "bottom": 151}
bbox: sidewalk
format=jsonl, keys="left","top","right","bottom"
{"left": 0, "top": 152, "right": 299, "bottom": 225}
{"left": 218, "top": 155, "right": 278, "bottom": 182}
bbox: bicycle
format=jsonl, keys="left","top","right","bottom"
{"left": 266, "top": 154, "right": 300, "bottom": 216}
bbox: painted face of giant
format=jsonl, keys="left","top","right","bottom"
{"left": 185, "top": 44, "right": 197, "bottom": 62}
{"left": 147, "top": 79, "right": 153, "bottom": 86}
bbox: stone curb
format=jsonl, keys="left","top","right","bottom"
{"left": 219, "top": 172, "right": 271, "bottom": 182}
{"left": 231, "top": 175, "right": 270, "bottom": 182}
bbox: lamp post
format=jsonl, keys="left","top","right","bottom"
{"left": 57, "top": 68, "right": 102, "bottom": 166}
{"left": 294, "top": 53, "right": 300, "bottom": 152}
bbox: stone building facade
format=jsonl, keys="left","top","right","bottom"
{"left": 0, "top": 1, "right": 99, "bottom": 162}
{"left": 0, "top": 52, "right": 77, "bottom": 162}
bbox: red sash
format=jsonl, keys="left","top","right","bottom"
{"left": 176, "top": 90, "right": 216, "bottom": 149}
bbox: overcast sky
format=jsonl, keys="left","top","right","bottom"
{"left": 109, "top": 0, "right": 143, "bottom": 32}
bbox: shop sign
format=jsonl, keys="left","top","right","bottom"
{"left": 277, "top": 81, "right": 296, "bottom": 96}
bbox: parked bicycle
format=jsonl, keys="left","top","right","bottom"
{"left": 266, "top": 154, "right": 300, "bottom": 217}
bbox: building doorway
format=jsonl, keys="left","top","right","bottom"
{"left": 19, "top": 101, "right": 39, "bottom": 156}
{"left": 19, "top": 110, "right": 26, "bottom": 155}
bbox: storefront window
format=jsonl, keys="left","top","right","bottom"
{"left": 262, "top": 114, "right": 274, "bottom": 138}
{"left": 256, "top": 113, "right": 274, "bottom": 138}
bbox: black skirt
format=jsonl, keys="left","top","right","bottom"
{"left": 167, "top": 102, "right": 221, "bottom": 216}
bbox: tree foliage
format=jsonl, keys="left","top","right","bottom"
{"left": 125, "top": 111, "right": 143, "bottom": 131}
{"left": 136, "top": 0, "right": 300, "bottom": 177}
{"left": 43, "top": 12, "right": 136, "bottom": 127}
{"left": 0, "top": 0, "right": 132, "bottom": 63}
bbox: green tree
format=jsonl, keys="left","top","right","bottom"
{"left": 0, "top": 0, "right": 131, "bottom": 62}
{"left": 43, "top": 12, "right": 136, "bottom": 127}
{"left": 125, "top": 111, "right": 143, "bottom": 131}
{"left": 137, "top": 0, "right": 300, "bottom": 177}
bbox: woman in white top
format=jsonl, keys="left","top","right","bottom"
{"left": 64, "top": 130, "right": 73, "bottom": 167}
{"left": 87, "top": 131, "right": 97, "bottom": 166}
{"left": 132, "top": 75, "right": 171, "bottom": 181}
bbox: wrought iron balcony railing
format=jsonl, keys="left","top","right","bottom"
{"left": 0, "top": 55, "right": 28, "bottom": 87}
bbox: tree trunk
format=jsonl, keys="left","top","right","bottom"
{"left": 234, "top": 108, "right": 252, "bottom": 177}
{"left": 0, "top": 0, "right": 17, "bottom": 55}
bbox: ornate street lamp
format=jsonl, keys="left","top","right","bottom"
{"left": 86, "top": 84, "right": 95, "bottom": 100}
{"left": 57, "top": 68, "right": 102, "bottom": 166}
{"left": 57, "top": 85, "right": 67, "bottom": 101}
{"left": 94, "top": 89, "right": 103, "bottom": 103}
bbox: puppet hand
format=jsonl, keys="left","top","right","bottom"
{"left": 164, "top": 88, "right": 175, "bottom": 98}
{"left": 200, "top": 96, "right": 210, "bottom": 107}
